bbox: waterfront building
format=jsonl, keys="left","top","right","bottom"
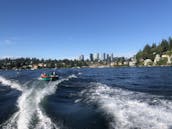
{"left": 144, "top": 59, "right": 153, "bottom": 66}
{"left": 101, "top": 53, "right": 107, "bottom": 61}
{"left": 129, "top": 61, "right": 136, "bottom": 66}
{"left": 123, "top": 61, "right": 129, "bottom": 65}
{"left": 153, "top": 54, "right": 161, "bottom": 65}
{"left": 79, "top": 55, "right": 84, "bottom": 61}
{"left": 129, "top": 56, "right": 137, "bottom": 66}
{"left": 161, "top": 54, "right": 171, "bottom": 64}
{"left": 32, "top": 64, "right": 38, "bottom": 69}
{"left": 90, "top": 53, "right": 94, "bottom": 61}
{"left": 107, "top": 54, "right": 111, "bottom": 62}
{"left": 111, "top": 53, "right": 114, "bottom": 61}
{"left": 94, "top": 53, "right": 100, "bottom": 61}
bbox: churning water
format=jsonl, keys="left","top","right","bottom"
{"left": 0, "top": 67, "right": 172, "bottom": 129}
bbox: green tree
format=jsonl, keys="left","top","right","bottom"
{"left": 169, "top": 37, "right": 172, "bottom": 50}
{"left": 160, "top": 39, "right": 169, "bottom": 53}
{"left": 143, "top": 44, "right": 151, "bottom": 53}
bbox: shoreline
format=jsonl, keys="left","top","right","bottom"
{"left": 0, "top": 65, "right": 172, "bottom": 71}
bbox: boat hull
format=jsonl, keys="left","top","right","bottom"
{"left": 41, "top": 76, "right": 58, "bottom": 81}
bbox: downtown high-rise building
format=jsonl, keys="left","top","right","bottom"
{"left": 79, "top": 55, "right": 84, "bottom": 61}
{"left": 90, "top": 53, "right": 94, "bottom": 61}
{"left": 102, "top": 53, "right": 107, "bottom": 61}
{"left": 94, "top": 53, "right": 100, "bottom": 61}
{"left": 88, "top": 53, "right": 114, "bottom": 62}
{"left": 111, "top": 53, "right": 114, "bottom": 61}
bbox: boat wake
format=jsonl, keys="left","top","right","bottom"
{"left": 78, "top": 82, "right": 172, "bottom": 129}
{"left": 0, "top": 76, "right": 23, "bottom": 91}
{"left": 0, "top": 75, "right": 77, "bottom": 129}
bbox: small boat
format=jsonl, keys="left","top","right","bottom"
{"left": 40, "top": 72, "right": 59, "bottom": 81}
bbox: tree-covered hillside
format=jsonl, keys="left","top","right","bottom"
{"left": 136, "top": 37, "right": 172, "bottom": 62}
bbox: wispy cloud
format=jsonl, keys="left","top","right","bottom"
{"left": 0, "top": 38, "right": 17, "bottom": 46}
{"left": 4, "top": 39, "right": 13, "bottom": 45}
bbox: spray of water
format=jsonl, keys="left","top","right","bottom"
{"left": 0, "top": 75, "right": 77, "bottom": 129}
{"left": 0, "top": 76, "right": 23, "bottom": 91}
{"left": 78, "top": 82, "right": 172, "bottom": 129}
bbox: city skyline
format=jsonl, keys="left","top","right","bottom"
{"left": 1, "top": 0, "right": 172, "bottom": 59}
{"left": 79, "top": 52, "right": 116, "bottom": 61}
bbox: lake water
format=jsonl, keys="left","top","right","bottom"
{"left": 0, "top": 67, "right": 172, "bottom": 129}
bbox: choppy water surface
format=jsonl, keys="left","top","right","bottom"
{"left": 0, "top": 67, "right": 172, "bottom": 129}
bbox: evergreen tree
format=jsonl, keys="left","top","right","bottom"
{"left": 160, "top": 39, "right": 169, "bottom": 53}
{"left": 169, "top": 37, "right": 172, "bottom": 50}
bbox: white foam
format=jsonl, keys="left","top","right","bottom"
{"left": 34, "top": 75, "right": 77, "bottom": 129}
{"left": 74, "top": 99, "right": 82, "bottom": 103}
{"left": 78, "top": 72, "right": 82, "bottom": 75}
{"left": 17, "top": 89, "right": 36, "bottom": 129}
{"left": 1, "top": 74, "right": 77, "bottom": 129}
{"left": 68, "top": 74, "right": 77, "bottom": 79}
{"left": 35, "top": 106, "right": 59, "bottom": 129}
{"left": 0, "top": 76, "right": 23, "bottom": 91}
{"left": 80, "top": 83, "right": 172, "bottom": 129}
{"left": 1, "top": 112, "right": 19, "bottom": 129}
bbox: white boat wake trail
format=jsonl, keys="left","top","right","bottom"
{"left": 0, "top": 75, "right": 77, "bottom": 129}
{"left": 78, "top": 82, "right": 172, "bottom": 129}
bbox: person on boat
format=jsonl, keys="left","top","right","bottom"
{"left": 41, "top": 73, "right": 47, "bottom": 78}
{"left": 40, "top": 72, "right": 58, "bottom": 81}
{"left": 51, "top": 71, "right": 56, "bottom": 76}
{"left": 53, "top": 71, "right": 57, "bottom": 75}
{"left": 51, "top": 71, "right": 58, "bottom": 78}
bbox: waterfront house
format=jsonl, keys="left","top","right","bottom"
{"left": 129, "top": 61, "right": 136, "bottom": 67}
{"left": 32, "top": 64, "right": 38, "bottom": 70}
{"left": 144, "top": 59, "right": 153, "bottom": 66}
{"left": 129, "top": 56, "right": 137, "bottom": 67}
{"left": 153, "top": 54, "right": 161, "bottom": 65}
{"left": 161, "top": 54, "right": 171, "bottom": 64}
{"left": 123, "top": 61, "right": 129, "bottom": 66}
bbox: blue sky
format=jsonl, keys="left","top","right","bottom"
{"left": 0, "top": 0, "right": 172, "bottom": 59}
